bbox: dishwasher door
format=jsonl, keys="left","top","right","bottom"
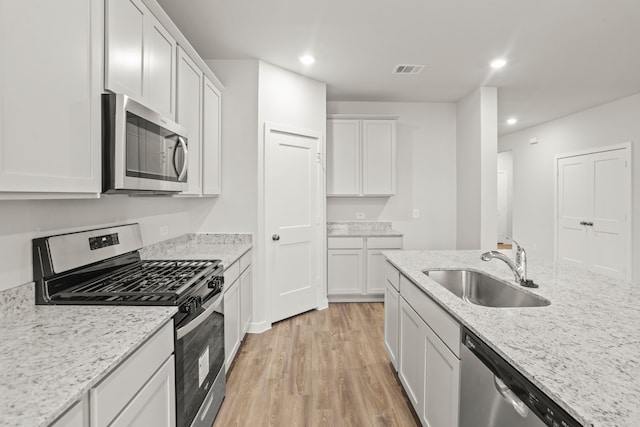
{"left": 459, "top": 328, "right": 582, "bottom": 427}
{"left": 460, "top": 343, "right": 545, "bottom": 427}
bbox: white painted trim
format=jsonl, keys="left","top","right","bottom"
{"left": 553, "top": 142, "right": 632, "bottom": 281}
{"left": 261, "top": 122, "right": 326, "bottom": 324}
{"left": 246, "top": 321, "right": 271, "bottom": 334}
{"left": 327, "top": 114, "right": 400, "bottom": 120}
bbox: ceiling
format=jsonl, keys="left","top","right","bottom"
{"left": 157, "top": 0, "right": 640, "bottom": 135}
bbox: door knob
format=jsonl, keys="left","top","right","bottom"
{"left": 272, "top": 234, "right": 280, "bottom": 241}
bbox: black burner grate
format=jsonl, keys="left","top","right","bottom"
{"left": 55, "top": 260, "right": 218, "bottom": 303}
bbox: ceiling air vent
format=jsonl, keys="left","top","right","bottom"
{"left": 392, "top": 64, "right": 425, "bottom": 75}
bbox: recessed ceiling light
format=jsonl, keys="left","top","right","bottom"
{"left": 299, "top": 55, "right": 315, "bottom": 65}
{"left": 507, "top": 117, "right": 518, "bottom": 125}
{"left": 490, "top": 58, "right": 507, "bottom": 69}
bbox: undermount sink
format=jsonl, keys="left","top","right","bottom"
{"left": 423, "top": 269, "right": 550, "bottom": 308}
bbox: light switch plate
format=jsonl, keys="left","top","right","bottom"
{"left": 412, "top": 209, "right": 420, "bottom": 218}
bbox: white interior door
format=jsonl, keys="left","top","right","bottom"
{"left": 266, "top": 125, "right": 321, "bottom": 323}
{"left": 497, "top": 170, "right": 508, "bottom": 244}
{"left": 557, "top": 146, "right": 630, "bottom": 280}
{"left": 557, "top": 156, "right": 590, "bottom": 268}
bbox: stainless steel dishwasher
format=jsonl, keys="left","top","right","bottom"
{"left": 460, "top": 327, "right": 583, "bottom": 427}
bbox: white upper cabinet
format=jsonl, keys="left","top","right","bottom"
{"left": 362, "top": 120, "right": 396, "bottom": 195}
{"left": 202, "top": 76, "right": 222, "bottom": 196}
{"left": 176, "top": 47, "right": 203, "bottom": 195}
{"left": 144, "top": 15, "right": 176, "bottom": 119}
{"left": 0, "top": 0, "right": 101, "bottom": 196}
{"left": 326, "top": 117, "right": 396, "bottom": 196}
{"left": 105, "top": 0, "right": 176, "bottom": 119}
{"left": 327, "top": 119, "right": 361, "bottom": 195}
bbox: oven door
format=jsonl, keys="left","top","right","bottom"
{"left": 175, "top": 293, "right": 225, "bottom": 427}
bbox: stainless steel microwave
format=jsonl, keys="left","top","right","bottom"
{"left": 102, "top": 93, "right": 189, "bottom": 194}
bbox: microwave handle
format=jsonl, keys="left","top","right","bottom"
{"left": 174, "top": 136, "right": 189, "bottom": 182}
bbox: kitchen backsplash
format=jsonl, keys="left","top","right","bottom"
{"left": 327, "top": 221, "right": 394, "bottom": 234}
{"left": 0, "top": 282, "right": 33, "bottom": 318}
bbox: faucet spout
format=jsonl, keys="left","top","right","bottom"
{"left": 481, "top": 238, "right": 528, "bottom": 284}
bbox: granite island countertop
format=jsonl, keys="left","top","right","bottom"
{"left": 382, "top": 250, "right": 640, "bottom": 427}
{"left": 0, "top": 283, "right": 177, "bottom": 427}
{"left": 327, "top": 221, "right": 403, "bottom": 237}
{"left": 140, "top": 233, "right": 252, "bottom": 269}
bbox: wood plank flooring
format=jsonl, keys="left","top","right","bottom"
{"left": 213, "top": 303, "right": 420, "bottom": 427}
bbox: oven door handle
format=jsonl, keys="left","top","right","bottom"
{"left": 176, "top": 293, "right": 222, "bottom": 339}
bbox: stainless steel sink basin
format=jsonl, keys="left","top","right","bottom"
{"left": 423, "top": 269, "right": 550, "bottom": 308}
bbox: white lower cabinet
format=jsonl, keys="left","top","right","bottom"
{"left": 224, "top": 250, "right": 252, "bottom": 371}
{"left": 384, "top": 260, "right": 401, "bottom": 370}
{"left": 110, "top": 356, "right": 176, "bottom": 427}
{"left": 89, "top": 321, "right": 175, "bottom": 427}
{"left": 240, "top": 265, "right": 252, "bottom": 335}
{"left": 395, "top": 268, "right": 461, "bottom": 427}
{"left": 51, "top": 397, "right": 88, "bottom": 427}
{"left": 384, "top": 280, "right": 400, "bottom": 370}
{"left": 327, "top": 236, "right": 402, "bottom": 301}
{"left": 224, "top": 278, "right": 240, "bottom": 372}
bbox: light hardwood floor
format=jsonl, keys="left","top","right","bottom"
{"left": 213, "top": 303, "right": 420, "bottom": 427}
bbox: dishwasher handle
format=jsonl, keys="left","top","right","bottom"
{"left": 493, "top": 375, "right": 530, "bottom": 418}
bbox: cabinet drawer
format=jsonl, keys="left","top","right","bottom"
{"left": 367, "top": 236, "right": 403, "bottom": 249}
{"left": 224, "top": 259, "right": 241, "bottom": 285}
{"left": 384, "top": 261, "right": 400, "bottom": 291}
{"left": 328, "top": 237, "right": 364, "bottom": 249}
{"left": 400, "top": 275, "right": 460, "bottom": 357}
{"left": 90, "top": 321, "right": 174, "bottom": 427}
{"left": 240, "top": 250, "right": 252, "bottom": 273}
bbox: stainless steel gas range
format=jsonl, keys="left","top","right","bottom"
{"left": 33, "top": 223, "right": 226, "bottom": 427}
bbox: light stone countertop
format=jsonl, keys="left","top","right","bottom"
{"left": 382, "top": 250, "right": 640, "bottom": 427}
{"left": 140, "top": 233, "right": 252, "bottom": 269}
{"left": 0, "top": 232, "right": 252, "bottom": 427}
{"left": 0, "top": 283, "right": 177, "bottom": 427}
{"left": 327, "top": 221, "right": 403, "bottom": 237}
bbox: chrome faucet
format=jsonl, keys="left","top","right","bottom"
{"left": 481, "top": 238, "right": 532, "bottom": 286}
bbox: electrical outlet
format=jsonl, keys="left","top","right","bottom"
{"left": 412, "top": 209, "right": 420, "bottom": 218}
{"left": 355, "top": 212, "right": 365, "bottom": 220}
{"left": 160, "top": 225, "right": 169, "bottom": 236}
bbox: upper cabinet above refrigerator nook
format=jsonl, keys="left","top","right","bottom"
{"left": 327, "top": 117, "right": 397, "bottom": 197}
{"left": 105, "top": 0, "right": 176, "bottom": 120}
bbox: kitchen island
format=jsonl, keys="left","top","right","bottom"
{"left": 383, "top": 250, "right": 640, "bottom": 427}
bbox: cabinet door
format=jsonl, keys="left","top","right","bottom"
{"left": 176, "top": 47, "right": 204, "bottom": 195}
{"left": 399, "top": 298, "right": 425, "bottom": 414}
{"left": 423, "top": 325, "right": 460, "bottom": 427}
{"left": 144, "top": 14, "right": 176, "bottom": 119}
{"left": 327, "top": 119, "right": 360, "bottom": 195}
{"left": 240, "top": 265, "right": 252, "bottom": 337}
{"left": 224, "top": 280, "right": 241, "bottom": 371}
{"left": 0, "top": 0, "right": 101, "bottom": 194}
{"left": 51, "top": 397, "right": 88, "bottom": 427}
{"left": 362, "top": 120, "right": 396, "bottom": 195}
{"left": 111, "top": 356, "right": 176, "bottom": 427}
{"left": 327, "top": 249, "right": 364, "bottom": 295}
{"left": 105, "top": 0, "right": 145, "bottom": 100}
{"left": 366, "top": 250, "right": 389, "bottom": 294}
{"left": 202, "top": 76, "right": 222, "bottom": 195}
{"left": 384, "top": 281, "right": 400, "bottom": 370}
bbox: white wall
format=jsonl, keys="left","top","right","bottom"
{"left": 499, "top": 93, "right": 640, "bottom": 283}
{"left": 456, "top": 87, "right": 497, "bottom": 250}
{"left": 497, "top": 150, "right": 513, "bottom": 240}
{"left": 326, "top": 101, "right": 458, "bottom": 250}
{"left": 0, "top": 196, "right": 207, "bottom": 291}
{"left": 197, "top": 60, "right": 327, "bottom": 329}
{"left": 197, "top": 59, "right": 260, "bottom": 233}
